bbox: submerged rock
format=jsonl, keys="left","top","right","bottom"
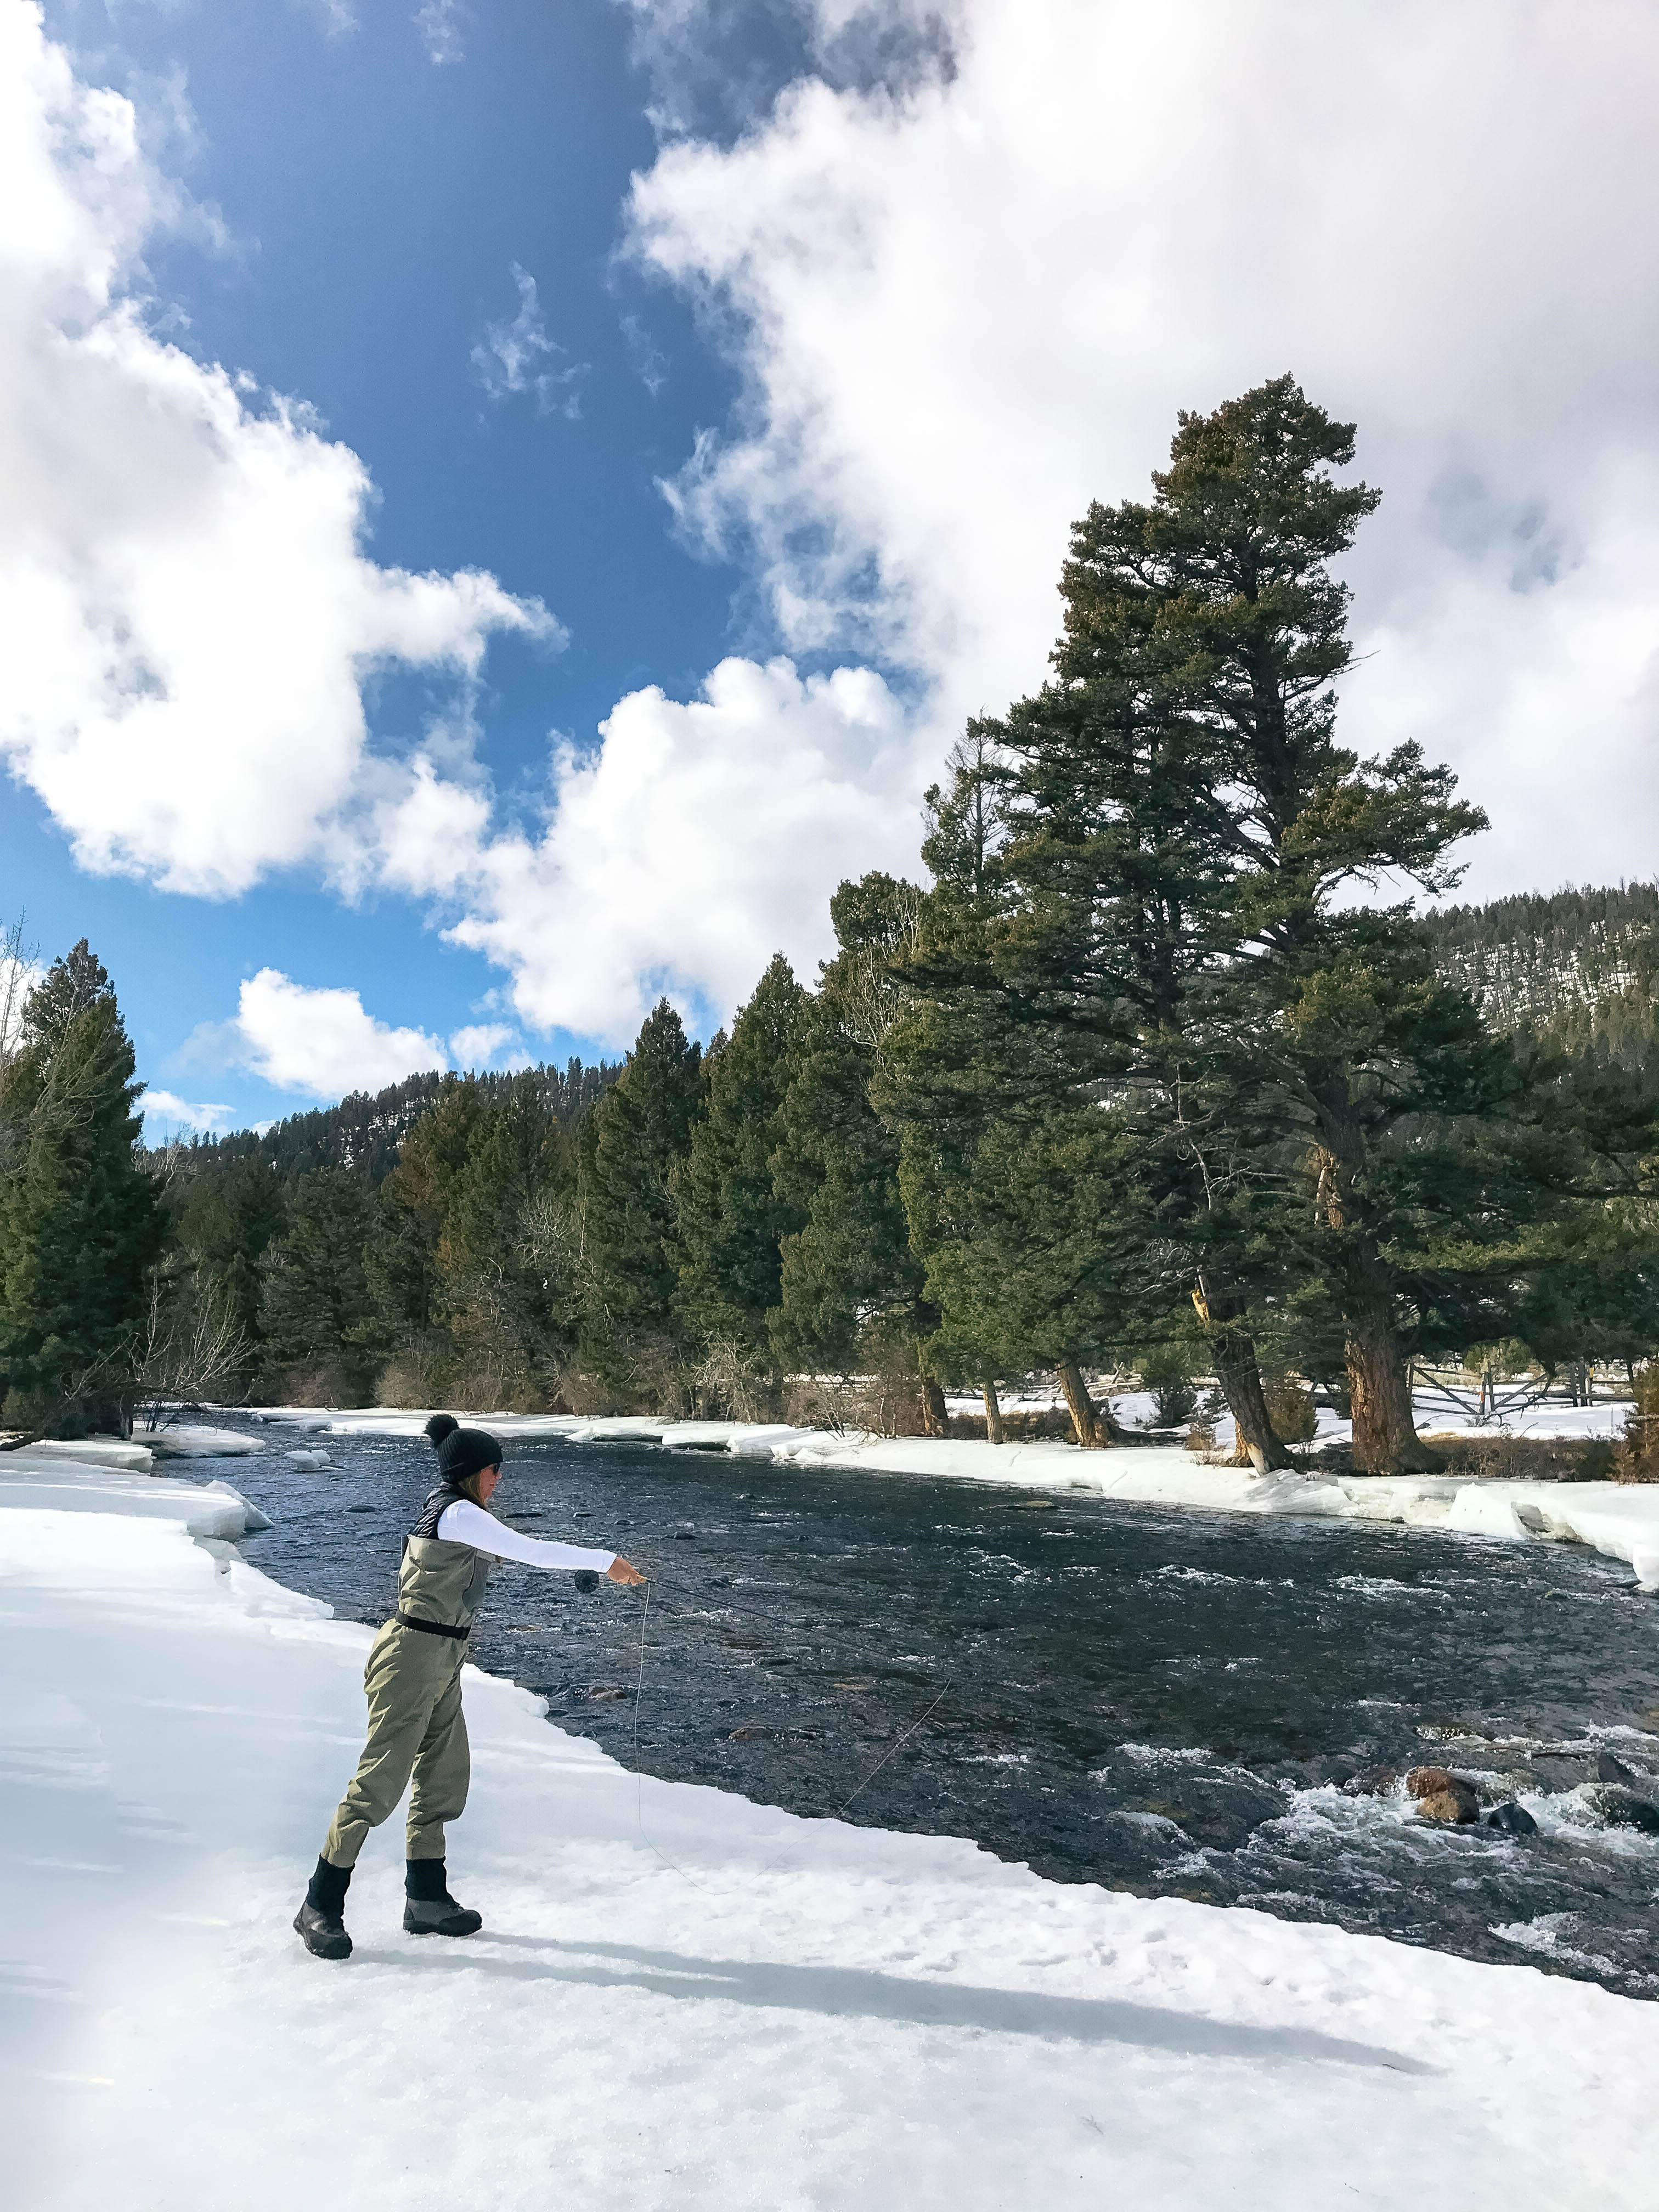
{"left": 1342, "top": 1765, "right": 1399, "bottom": 1797}
{"left": 1406, "top": 1766, "right": 1480, "bottom": 1824}
{"left": 1585, "top": 1784, "right": 1659, "bottom": 1834}
{"left": 1596, "top": 1751, "right": 1642, "bottom": 1786}
{"left": 1485, "top": 1801, "right": 1539, "bottom": 1836}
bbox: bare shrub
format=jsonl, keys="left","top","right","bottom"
{"left": 262, "top": 1359, "right": 370, "bottom": 1410}
{"left": 1263, "top": 1373, "right": 1319, "bottom": 1447}
{"left": 1613, "top": 1365, "right": 1659, "bottom": 1482}
{"left": 1415, "top": 1431, "right": 1616, "bottom": 1483}
{"left": 783, "top": 1369, "right": 929, "bottom": 1437}
{"left": 132, "top": 1266, "right": 253, "bottom": 1433}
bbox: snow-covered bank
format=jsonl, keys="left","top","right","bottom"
{"left": 249, "top": 1403, "right": 1659, "bottom": 1589}
{"left": 0, "top": 1446, "right": 270, "bottom": 1535}
{"left": 3, "top": 1475, "right": 1657, "bottom": 2209}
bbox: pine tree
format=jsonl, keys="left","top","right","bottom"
{"left": 675, "top": 955, "right": 809, "bottom": 1392}
{"left": 0, "top": 941, "right": 160, "bottom": 1433}
{"left": 360, "top": 1075, "right": 489, "bottom": 1385}
{"left": 770, "top": 876, "right": 949, "bottom": 1431}
{"left": 1115, "top": 377, "right": 1488, "bottom": 1468}
{"left": 435, "top": 1074, "right": 576, "bottom": 1406}
{"left": 258, "top": 1170, "right": 375, "bottom": 1400}
{"left": 887, "top": 755, "right": 1132, "bottom": 1446}
{"left": 577, "top": 1000, "right": 702, "bottom": 1405}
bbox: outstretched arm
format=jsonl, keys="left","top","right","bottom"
{"left": 436, "top": 1496, "right": 617, "bottom": 1573}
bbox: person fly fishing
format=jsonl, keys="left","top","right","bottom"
{"left": 294, "top": 1414, "right": 647, "bottom": 1961}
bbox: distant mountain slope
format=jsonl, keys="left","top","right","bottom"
{"left": 1427, "top": 881, "right": 1659, "bottom": 1082}
{"left": 155, "top": 1057, "right": 620, "bottom": 1189}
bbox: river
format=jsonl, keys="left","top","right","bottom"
{"left": 217, "top": 1421, "right": 1659, "bottom": 1997}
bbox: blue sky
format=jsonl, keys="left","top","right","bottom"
{"left": 15, "top": 0, "right": 759, "bottom": 1126}
{"left": 6, "top": 2, "right": 1658, "bottom": 1139}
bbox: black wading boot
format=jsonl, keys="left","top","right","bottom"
{"left": 404, "top": 1858, "right": 483, "bottom": 1937}
{"left": 294, "top": 1855, "right": 353, "bottom": 1960}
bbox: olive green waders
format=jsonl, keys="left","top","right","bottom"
{"left": 321, "top": 1534, "right": 493, "bottom": 1867}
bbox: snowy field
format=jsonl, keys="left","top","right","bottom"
{"left": 4, "top": 1448, "right": 1659, "bottom": 2209}
{"left": 232, "top": 1398, "right": 1659, "bottom": 1589}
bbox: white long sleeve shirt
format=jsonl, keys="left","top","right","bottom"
{"left": 435, "top": 1496, "right": 617, "bottom": 1575}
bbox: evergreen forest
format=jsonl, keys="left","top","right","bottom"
{"left": 7, "top": 376, "right": 1659, "bottom": 1473}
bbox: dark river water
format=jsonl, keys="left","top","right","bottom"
{"left": 215, "top": 1421, "right": 1659, "bottom": 1997}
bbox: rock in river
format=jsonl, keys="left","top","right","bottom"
{"left": 1585, "top": 1784, "right": 1659, "bottom": 1835}
{"left": 1485, "top": 1801, "right": 1538, "bottom": 1836}
{"left": 1406, "top": 1766, "right": 1480, "bottom": 1824}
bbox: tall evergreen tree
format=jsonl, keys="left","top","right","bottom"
{"left": 577, "top": 999, "right": 702, "bottom": 1404}
{"left": 0, "top": 941, "right": 160, "bottom": 1433}
{"left": 258, "top": 1170, "right": 375, "bottom": 1398}
{"left": 1112, "top": 377, "right": 1488, "bottom": 1467}
{"left": 435, "top": 1074, "right": 576, "bottom": 1406}
{"left": 887, "top": 755, "right": 1135, "bottom": 1447}
{"left": 675, "top": 955, "right": 809, "bottom": 1383}
{"left": 360, "top": 1075, "right": 489, "bottom": 1381}
{"left": 771, "top": 875, "right": 950, "bottom": 1431}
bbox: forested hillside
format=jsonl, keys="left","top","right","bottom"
{"left": 9, "top": 378, "right": 1659, "bottom": 1469}
{"left": 1427, "top": 881, "right": 1659, "bottom": 1085}
{"left": 151, "top": 1057, "right": 620, "bottom": 1189}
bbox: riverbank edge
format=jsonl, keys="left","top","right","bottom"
{"left": 213, "top": 1406, "right": 1659, "bottom": 1592}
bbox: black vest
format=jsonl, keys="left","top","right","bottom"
{"left": 411, "top": 1478, "right": 475, "bottom": 1541}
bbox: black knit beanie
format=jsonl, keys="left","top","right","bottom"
{"left": 437, "top": 1425, "right": 504, "bottom": 1483}
{"left": 424, "top": 1413, "right": 459, "bottom": 1448}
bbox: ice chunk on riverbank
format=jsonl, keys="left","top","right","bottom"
{"left": 5, "top": 1481, "right": 1659, "bottom": 2208}
{"left": 21, "top": 1434, "right": 153, "bottom": 1471}
{"left": 142, "top": 1424, "right": 268, "bottom": 1458}
{"left": 0, "top": 1451, "right": 269, "bottom": 1537}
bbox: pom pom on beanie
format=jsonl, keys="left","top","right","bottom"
{"left": 424, "top": 1414, "right": 460, "bottom": 1448}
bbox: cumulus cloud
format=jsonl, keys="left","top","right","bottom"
{"left": 206, "top": 969, "right": 449, "bottom": 1098}
{"left": 448, "top": 1022, "right": 520, "bottom": 1066}
{"left": 0, "top": 3, "right": 552, "bottom": 901}
{"left": 141, "top": 1089, "right": 234, "bottom": 1137}
{"left": 471, "top": 264, "right": 588, "bottom": 420}
{"left": 377, "top": 655, "right": 927, "bottom": 1043}
{"left": 627, "top": 0, "right": 1659, "bottom": 898}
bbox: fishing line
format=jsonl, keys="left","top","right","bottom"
{"left": 625, "top": 1575, "right": 952, "bottom": 1891}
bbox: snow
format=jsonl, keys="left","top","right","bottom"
{"left": 0, "top": 1448, "right": 270, "bottom": 1536}
{"left": 4, "top": 1472, "right": 1658, "bottom": 2209}
{"left": 20, "top": 1434, "right": 154, "bottom": 1471}
{"left": 140, "top": 1423, "right": 268, "bottom": 1458}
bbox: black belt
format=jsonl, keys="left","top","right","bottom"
{"left": 395, "top": 1609, "right": 469, "bottom": 1640}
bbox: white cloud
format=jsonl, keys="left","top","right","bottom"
{"left": 141, "top": 1088, "right": 234, "bottom": 1136}
{"left": 0, "top": 3, "right": 552, "bottom": 901}
{"left": 448, "top": 1021, "right": 516, "bottom": 1065}
{"left": 378, "top": 654, "right": 927, "bottom": 1044}
{"left": 213, "top": 969, "right": 448, "bottom": 1098}
{"left": 415, "top": 1, "right": 464, "bottom": 65}
{"left": 625, "top": 0, "right": 1659, "bottom": 899}
{"left": 620, "top": 312, "right": 668, "bottom": 398}
{"left": 471, "top": 264, "right": 588, "bottom": 420}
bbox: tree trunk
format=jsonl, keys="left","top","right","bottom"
{"left": 1190, "top": 1276, "right": 1291, "bottom": 1472}
{"left": 1307, "top": 1124, "right": 1438, "bottom": 1475}
{"left": 1345, "top": 1274, "right": 1437, "bottom": 1473}
{"left": 982, "top": 1379, "right": 1005, "bottom": 1445}
{"left": 920, "top": 1374, "right": 949, "bottom": 1437}
{"left": 1057, "top": 1361, "right": 1111, "bottom": 1448}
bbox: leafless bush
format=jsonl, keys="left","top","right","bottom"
{"left": 1612, "top": 1365, "right": 1659, "bottom": 1481}
{"left": 782, "top": 1369, "right": 930, "bottom": 1437}
{"left": 1263, "top": 1373, "right": 1319, "bottom": 1447}
{"left": 132, "top": 1267, "right": 253, "bottom": 1432}
{"left": 691, "top": 1334, "right": 780, "bottom": 1423}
